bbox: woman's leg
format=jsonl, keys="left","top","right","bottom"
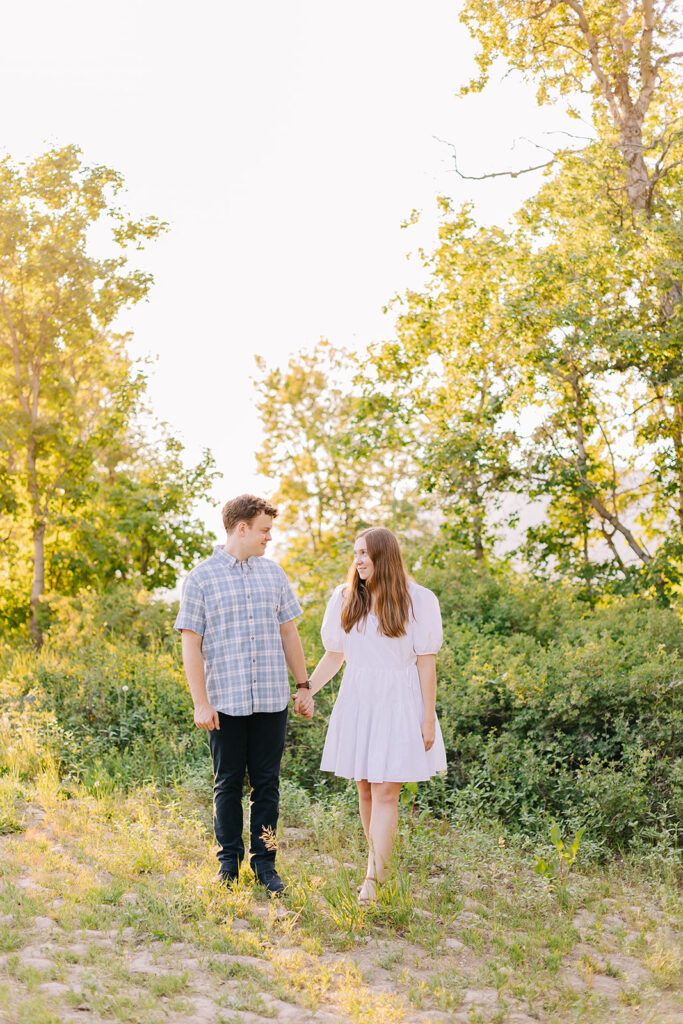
{"left": 356, "top": 779, "right": 372, "bottom": 844}
{"left": 368, "top": 781, "right": 402, "bottom": 882}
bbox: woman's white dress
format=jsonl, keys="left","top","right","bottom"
{"left": 319, "top": 581, "right": 447, "bottom": 783}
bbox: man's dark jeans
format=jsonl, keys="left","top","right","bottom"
{"left": 208, "top": 708, "right": 288, "bottom": 875}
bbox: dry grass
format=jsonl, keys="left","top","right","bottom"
{"left": 0, "top": 769, "right": 680, "bottom": 1024}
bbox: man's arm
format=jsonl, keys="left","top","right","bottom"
{"left": 180, "top": 629, "right": 220, "bottom": 731}
{"left": 279, "top": 619, "right": 313, "bottom": 718}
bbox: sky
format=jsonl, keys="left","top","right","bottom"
{"left": 0, "top": 0, "right": 583, "bottom": 542}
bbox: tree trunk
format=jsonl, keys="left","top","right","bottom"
{"left": 27, "top": 434, "right": 45, "bottom": 648}
{"left": 472, "top": 503, "right": 485, "bottom": 561}
{"left": 619, "top": 117, "right": 651, "bottom": 215}
{"left": 670, "top": 402, "right": 683, "bottom": 531}
{"left": 570, "top": 368, "right": 654, "bottom": 569}
{"left": 30, "top": 518, "right": 45, "bottom": 648}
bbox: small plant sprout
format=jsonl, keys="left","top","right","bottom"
{"left": 534, "top": 823, "right": 585, "bottom": 884}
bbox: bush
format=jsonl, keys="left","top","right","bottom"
{"left": 419, "top": 555, "right": 683, "bottom": 851}
{"left": 0, "top": 586, "right": 206, "bottom": 789}
{"left": 282, "top": 551, "right": 682, "bottom": 852}
{"left": 2, "top": 560, "right": 680, "bottom": 853}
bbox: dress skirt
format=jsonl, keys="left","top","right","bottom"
{"left": 318, "top": 582, "right": 448, "bottom": 784}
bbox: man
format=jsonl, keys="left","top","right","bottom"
{"left": 175, "top": 494, "right": 313, "bottom": 895}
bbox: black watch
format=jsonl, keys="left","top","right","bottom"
{"left": 295, "top": 680, "right": 311, "bottom": 690}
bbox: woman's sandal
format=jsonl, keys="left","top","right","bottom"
{"left": 358, "top": 876, "right": 378, "bottom": 906}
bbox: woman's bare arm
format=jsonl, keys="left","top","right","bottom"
{"left": 416, "top": 653, "right": 437, "bottom": 751}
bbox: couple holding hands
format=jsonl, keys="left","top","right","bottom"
{"left": 175, "top": 494, "right": 446, "bottom": 904}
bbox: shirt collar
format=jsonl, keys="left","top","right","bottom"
{"left": 213, "top": 545, "right": 256, "bottom": 569}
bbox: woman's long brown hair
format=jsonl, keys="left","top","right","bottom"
{"left": 340, "top": 527, "right": 413, "bottom": 638}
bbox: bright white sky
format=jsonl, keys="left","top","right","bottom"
{"left": 1, "top": 0, "right": 583, "bottom": 542}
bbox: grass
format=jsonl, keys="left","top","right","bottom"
{"left": 0, "top": 770, "right": 679, "bottom": 1024}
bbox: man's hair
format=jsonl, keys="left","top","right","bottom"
{"left": 222, "top": 494, "right": 278, "bottom": 533}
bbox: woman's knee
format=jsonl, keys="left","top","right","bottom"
{"left": 371, "top": 782, "right": 402, "bottom": 805}
{"left": 356, "top": 779, "right": 372, "bottom": 801}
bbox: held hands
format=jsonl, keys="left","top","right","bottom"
{"left": 293, "top": 689, "right": 314, "bottom": 719}
{"left": 421, "top": 717, "right": 435, "bottom": 752}
{"left": 194, "top": 701, "right": 220, "bottom": 731}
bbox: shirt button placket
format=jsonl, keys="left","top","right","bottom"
{"left": 243, "top": 563, "right": 257, "bottom": 692}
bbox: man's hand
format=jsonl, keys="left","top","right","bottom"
{"left": 293, "top": 690, "right": 314, "bottom": 719}
{"left": 194, "top": 701, "right": 220, "bottom": 731}
{"left": 421, "top": 717, "right": 435, "bottom": 752}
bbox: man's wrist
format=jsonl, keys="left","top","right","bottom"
{"left": 295, "top": 680, "right": 311, "bottom": 690}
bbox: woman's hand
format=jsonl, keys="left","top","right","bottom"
{"left": 293, "top": 690, "right": 314, "bottom": 718}
{"left": 421, "top": 717, "right": 435, "bottom": 752}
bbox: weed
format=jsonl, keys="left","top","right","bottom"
{"left": 603, "top": 959, "right": 624, "bottom": 979}
{"left": 219, "top": 982, "right": 274, "bottom": 1016}
{"left": 646, "top": 940, "right": 683, "bottom": 987}
{"left": 534, "top": 823, "right": 584, "bottom": 886}
{"left": 322, "top": 871, "right": 369, "bottom": 938}
{"left": 0, "top": 773, "right": 25, "bottom": 834}
{"left": 16, "top": 996, "right": 62, "bottom": 1024}
{"left": 0, "top": 922, "right": 23, "bottom": 951}
{"left": 618, "top": 986, "right": 642, "bottom": 1006}
{"left": 375, "top": 945, "right": 404, "bottom": 970}
{"left": 148, "top": 971, "right": 189, "bottom": 997}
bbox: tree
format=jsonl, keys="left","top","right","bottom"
{"left": 254, "top": 340, "right": 420, "bottom": 596}
{"left": 0, "top": 147, "right": 216, "bottom": 640}
{"left": 460, "top": 0, "right": 683, "bottom": 217}
{"left": 365, "top": 206, "right": 520, "bottom": 561}
{"left": 49, "top": 432, "right": 217, "bottom": 595}
{"left": 358, "top": 3, "right": 683, "bottom": 593}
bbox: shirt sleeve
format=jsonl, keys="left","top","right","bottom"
{"left": 278, "top": 575, "right": 303, "bottom": 623}
{"left": 411, "top": 586, "right": 443, "bottom": 655}
{"left": 174, "top": 574, "right": 206, "bottom": 635}
{"left": 321, "top": 585, "right": 345, "bottom": 653}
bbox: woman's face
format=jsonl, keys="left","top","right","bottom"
{"left": 353, "top": 538, "right": 374, "bottom": 581}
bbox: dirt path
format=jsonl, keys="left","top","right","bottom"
{"left": 0, "top": 791, "right": 680, "bottom": 1024}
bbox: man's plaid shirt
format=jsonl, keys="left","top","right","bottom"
{"left": 174, "top": 546, "right": 302, "bottom": 715}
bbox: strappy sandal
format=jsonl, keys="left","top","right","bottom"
{"left": 358, "top": 876, "right": 378, "bottom": 906}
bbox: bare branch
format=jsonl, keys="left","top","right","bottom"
{"left": 434, "top": 137, "right": 557, "bottom": 180}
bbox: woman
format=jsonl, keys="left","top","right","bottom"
{"left": 304, "top": 527, "right": 446, "bottom": 905}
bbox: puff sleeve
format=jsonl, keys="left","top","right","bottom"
{"left": 321, "top": 585, "right": 345, "bottom": 653}
{"left": 411, "top": 585, "right": 443, "bottom": 655}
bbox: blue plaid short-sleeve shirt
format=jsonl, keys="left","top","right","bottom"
{"left": 174, "top": 545, "right": 302, "bottom": 716}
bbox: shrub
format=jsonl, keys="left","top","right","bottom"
{"left": 282, "top": 551, "right": 683, "bottom": 851}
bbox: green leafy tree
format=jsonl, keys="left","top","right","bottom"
{"left": 255, "top": 340, "right": 420, "bottom": 597}
{"left": 460, "top": 0, "right": 683, "bottom": 217}
{"left": 49, "top": 432, "right": 217, "bottom": 594}
{"left": 0, "top": 147, "right": 216, "bottom": 640}
{"left": 361, "top": 4, "right": 683, "bottom": 593}
{"left": 366, "top": 206, "right": 520, "bottom": 560}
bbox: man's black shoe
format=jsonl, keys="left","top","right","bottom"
{"left": 255, "top": 868, "right": 285, "bottom": 896}
{"left": 216, "top": 865, "right": 239, "bottom": 886}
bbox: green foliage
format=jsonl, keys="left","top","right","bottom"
{"left": 424, "top": 553, "right": 682, "bottom": 849}
{"left": 284, "top": 547, "right": 682, "bottom": 852}
{"left": 0, "top": 586, "right": 206, "bottom": 788}
{"left": 0, "top": 560, "right": 680, "bottom": 854}
{"left": 0, "top": 146, "right": 217, "bottom": 640}
{"left": 534, "top": 824, "right": 584, "bottom": 883}
{"left": 316, "top": 5, "right": 683, "bottom": 595}
{"left": 255, "top": 340, "right": 420, "bottom": 569}
{"left": 50, "top": 436, "right": 218, "bottom": 594}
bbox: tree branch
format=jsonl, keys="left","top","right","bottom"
{"left": 434, "top": 137, "right": 557, "bottom": 180}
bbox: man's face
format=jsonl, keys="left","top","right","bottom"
{"left": 242, "top": 512, "right": 274, "bottom": 557}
